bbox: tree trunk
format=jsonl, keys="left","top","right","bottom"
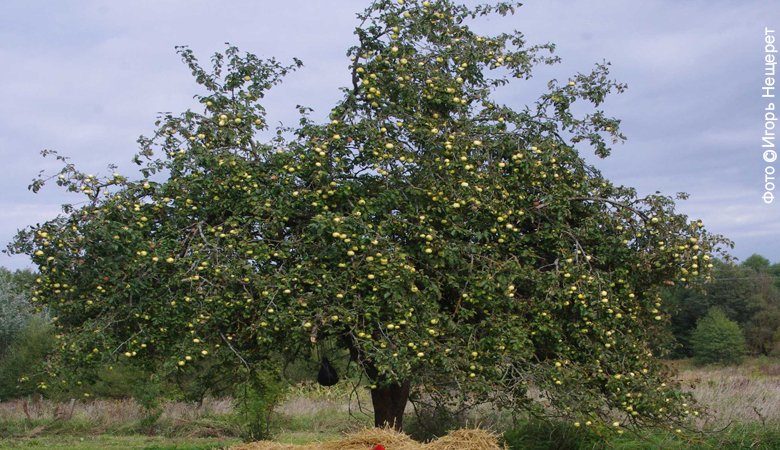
{"left": 350, "top": 339, "right": 410, "bottom": 430}
{"left": 370, "top": 381, "right": 410, "bottom": 430}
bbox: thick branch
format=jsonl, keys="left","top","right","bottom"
{"left": 569, "top": 196, "right": 650, "bottom": 222}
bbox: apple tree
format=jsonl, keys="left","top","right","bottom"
{"left": 9, "top": 0, "right": 728, "bottom": 431}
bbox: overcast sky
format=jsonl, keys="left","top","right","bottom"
{"left": 1, "top": 0, "right": 778, "bottom": 270}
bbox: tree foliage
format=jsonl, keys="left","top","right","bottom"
{"left": 0, "top": 267, "right": 36, "bottom": 357}
{"left": 742, "top": 254, "right": 770, "bottom": 273}
{"left": 7, "top": 0, "right": 729, "bottom": 430}
{"left": 690, "top": 308, "right": 746, "bottom": 366}
{"left": 0, "top": 317, "right": 54, "bottom": 400}
{"left": 667, "top": 256, "right": 780, "bottom": 357}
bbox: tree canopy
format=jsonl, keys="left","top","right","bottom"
{"left": 0, "top": 267, "right": 36, "bottom": 357}
{"left": 690, "top": 307, "right": 746, "bottom": 366}
{"left": 667, "top": 257, "right": 780, "bottom": 357}
{"left": 8, "top": 0, "right": 728, "bottom": 431}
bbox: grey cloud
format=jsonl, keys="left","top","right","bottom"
{"left": 1, "top": 0, "right": 778, "bottom": 270}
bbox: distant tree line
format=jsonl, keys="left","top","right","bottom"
{"left": 665, "top": 254, "right": 780, "bottom": 363}
{"left": 0, "top": 267, "right": 52, "bottom": 399}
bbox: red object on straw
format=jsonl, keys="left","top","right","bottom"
{"left": 371, "top": 445, "right": 386, "bottom": 450}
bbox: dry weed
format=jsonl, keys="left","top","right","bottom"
{"left": 676, "top": 360, "right": 780, "bottom": 425}
{"left": 0, "top": 396, "right": 234, "bottom": 426}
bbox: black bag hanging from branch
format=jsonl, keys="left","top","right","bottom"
{"left": 317, "top": 356, "right": 339, "bottom": 387}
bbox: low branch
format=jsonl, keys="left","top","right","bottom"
{"left": 569, "top": 196, "right": 650, "bottom": 221}
{"left": 220, "top": 332, "right": 250, "bottom": 371}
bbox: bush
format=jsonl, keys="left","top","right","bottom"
{"left": 133, "top": 375, "right": 165, "bottom": 434}
{"left": 91, "top": 363, "right": 152, "bottom": 399}
{"left": 404, "top": 403, "right": 468, "bottom": 442}
{"left": 0, "top": 268, "right": 36, "bottom": 357}
{"left": 502, "top": 419, "right": 600, "bottom": 450}
{"left": 690, "top": 308, "right": 747, "bottom": 365}
{"left": 0, "top": 317, "right": 55, "bottom": 399}
{"left": 234, "top": 370, "right": 285, "bottom": 441}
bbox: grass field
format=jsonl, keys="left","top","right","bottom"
{"left": 0, "top": 436, "right": 240, "bottom": 450}
{"left": 1, "top": 358, "right": 779, "bottom": 449}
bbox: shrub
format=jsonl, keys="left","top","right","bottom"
{"left": 91, "top": 363, "right": 152, "bottom": 399}
{"left": 0, "top": 317, "right": 55, "bottom": 399}
{"left": 234, "top": 370, "right": 285, "bottom": 440}
{"left": 690, "top": 308, "right": 747, "bottom": 365}
{"left": 404, "top": 403, "right": 467, "bottom": 442}
{"left": 0, "top": 268, "right": 35, "bottom": 357}
{"left": 502, "top": 419, "right": 600, "bottom": 450}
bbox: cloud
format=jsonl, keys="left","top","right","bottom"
{"left": 1, "top": 0, "right": 778, "bottom": 267}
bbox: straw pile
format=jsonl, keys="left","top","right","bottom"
{"left": 231, "top": 427, "right": 505, "bottom": 450}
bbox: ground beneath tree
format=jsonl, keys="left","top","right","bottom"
{"left": 231, "top": 427, "right": 505, "bottom": 450}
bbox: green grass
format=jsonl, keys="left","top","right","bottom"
{"left": 271, "top": 431, "right": 343, "bottom": 445}
{"left": 266, "top": 392, "right": 371, "bottom": 444}
{"left": 4, "top": 416, "right": 780, "bottom": 450}
{"left": 0, "top": 416, "right": 239, "bottom": 440}
{"left": 501, "top": 420, "right": 780, "bottom": 450}
{"left": 6, "top": 422, "right": 779, "bottom": 450}
{"left": 3, "top": 418, "right": 780, "bottom": 450}
{"left": 0, "top": 435, "right": 239, "bottom": 450}
{"left": 3, "top": 359, "right": 780, "bottom": 449}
